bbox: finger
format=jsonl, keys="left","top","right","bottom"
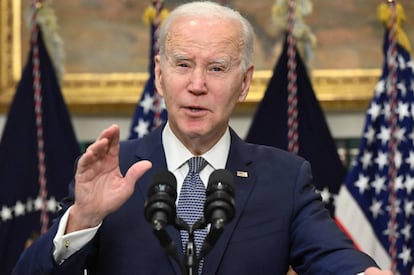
{"left": 93, "top": 125, "right": 120, "bottom": 158}
{"left": 77, "top": 138, "right": 109, "bottom": 173}
{"left": 95, "top": 124, "right": 119, "bottom": 142}
{"left": 107, "top": 124, "right": 120, "bottom": 157}
{"left": 124, "top": 160, "right": 152, "bottom": 187}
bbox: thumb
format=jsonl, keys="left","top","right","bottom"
{"left": 124, "top": 160, "right": 152, "bottom": 186}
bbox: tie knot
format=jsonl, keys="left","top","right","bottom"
{"left": 188, "top": 156, "right": 207, "bottom": 174}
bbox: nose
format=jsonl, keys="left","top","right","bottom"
{"left": 189, "top": 67, "right": 207, "bottom": 94}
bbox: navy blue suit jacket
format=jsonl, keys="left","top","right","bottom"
{"left": 14, "top": 126, "right": 377, "bottom": 274}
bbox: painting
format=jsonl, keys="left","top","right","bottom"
{"left": 1, "top": 0, "right": 413, "bottom": 115}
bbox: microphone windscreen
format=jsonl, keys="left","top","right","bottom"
{"left": 207, "top": 169, "right": 234, "bottom": 192}
{"left": 148, "top": 169, "right": 177, "bottom": 196}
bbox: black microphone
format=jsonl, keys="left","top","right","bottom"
{"left": 200, "top": 169, "right": 235, "bottom": 257}
{"left": 144, "top": 170, "right": 184, "bottom": 272}
{"left": 144, "top": 170, "right": 177, "bottom": 230}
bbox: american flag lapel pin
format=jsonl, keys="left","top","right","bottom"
{"left": 236, "top": 171, "right": 248, "bottom": 178}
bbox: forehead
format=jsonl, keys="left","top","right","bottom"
{"left": 165, "top": 16, "right": 244, "bottom": 58}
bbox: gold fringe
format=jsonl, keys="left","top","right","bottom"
{"left": 377, "top": 2, "right": 411, "bottom": 54}
{"left": 26, "top": 2, "right": 65, "bottom": 84}
{"left": 142, "top": 5, "right": 169, "bottom": 26}
{"left": 272, "top": 0, "right": 317, "bottom": 67}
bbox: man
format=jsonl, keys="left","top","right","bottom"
{"left": 14, "top": 1, "right": 392, "bottom": 274}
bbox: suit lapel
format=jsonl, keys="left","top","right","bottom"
{"left": 133, "top": 126, "right": 184, "bottom": 275}
{"left": 202, "top": 129, "right": 256, "bottom": 274}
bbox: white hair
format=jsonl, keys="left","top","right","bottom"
{"left": 158, "top": 1, "right": 255, "bottom": 72}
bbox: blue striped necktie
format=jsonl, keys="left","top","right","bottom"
{"left": 177, "top": 156, "right": 208, "bottom": 274}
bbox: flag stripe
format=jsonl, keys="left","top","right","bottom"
{"left": 336, "top": 186, "right": 391, "bottom": 270}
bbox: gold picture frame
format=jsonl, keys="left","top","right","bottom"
{"left": 0, "top": 0, "right": 379, "bottom": 116}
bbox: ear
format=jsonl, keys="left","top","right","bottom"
{"left": 154, "top": 55, "right": 164, "bottom": 96}
{"left": 237, "top": 65, "right": 254, "bottom": 102}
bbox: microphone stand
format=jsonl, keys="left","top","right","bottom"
{"left": 174, "top": 217, "right": 209, "bottom": 275}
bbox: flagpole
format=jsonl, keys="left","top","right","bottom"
{"left": 384, "top": 0, "right": 399, "bottom": 272}
{"left": 286, "top": 0, "right": 299, "bottom": 154}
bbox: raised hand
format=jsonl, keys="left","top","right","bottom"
{"left": 66, "top": 124, "right": 152, "bottom": 233}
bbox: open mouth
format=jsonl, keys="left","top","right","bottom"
{"left": 187, "top": 106, "right": 206, "bottom": 112}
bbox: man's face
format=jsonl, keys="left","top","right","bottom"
{"left": 155, "top": 16, "right": 253, "bottom": 152}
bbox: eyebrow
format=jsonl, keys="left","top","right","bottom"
{"left": 168, "top": 53, "right": 190, "bottom": 63}
{"left": 168, "top": 53, "right": 233, "bottom": 66}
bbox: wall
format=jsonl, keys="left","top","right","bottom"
{"left": 0, "top": 111, "right": 366, "bottom": 143}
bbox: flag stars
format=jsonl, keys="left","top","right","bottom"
{"left": 369, "top": 198, "right": 383, "bottom": 219}
{"left": 1, "top": 197, "right": 61, "bottom": 223}
{"left": 375, "top": 151, "right": 389, "bottom": 170}
{"left": 397, "top": 55, "right": 406, "bottom": 70}
{"left": 26, "top": 198, "right": 34, "bottom": 213}
{"left": 400, "top": 224, "right": 411, "bottom": 241}
{"left": 386, "top": 199, "right": 401, "bottom": 216}
{"left": 363, "top": 126, "right": 376, "bottom": 145}
{"left": 392, "top": 176, "right": 405, "bottom": 193}
{"left": 360, "top": 151, "right": 373, "bottom": 169}
{"left": 374, "top": 79, "right": 385, "bottom": 96}
{"left": 14, "top": 201, "right": 25, "bottom": 216}
{"left": 47, "top": 197, "right": 58, "bottom": 212}
{"left": 398, "top": 245, "right": 412, "bottom": 266}
{"left": 395, "top": 127, "right": 406, "bottom": 143}
{"left": 405, "top": 175, "right": 414, "bottom": 194}
{"left": 134, "top": 119, "right": 150, "bottom": 138}
{"left": 372, "top": 175, "right": 386, "bottom": 195}
{"left": 1, "top": 205, "right": 12, "bottom": 222}
{"left": 397, "top": 82, "right": 407, "bottom": 98}
{"left": 383, "top": 221, "right": 399, "bottom": 239}
{"left": 404, "top": 200, "right": 414, "bottom": 218}
{"left": 367, "top": 102, "right": 382, "bottom": 121}
{"left": 139, "top": 94, "right": 155, "bottom": 114}
{"left": 355, "top": 174, "right": 370, "bottom": 194}
{"left": 343, "top": 34, "right": 414, "bottom": 274}
{"left": 405, "top": 152, "right": 414, "bottom": 170}
{"left": 377, "top": 127, "right": 391, "bottom": 145}
{"left": 34, "top": 196, "right": 43, "bottom": 211}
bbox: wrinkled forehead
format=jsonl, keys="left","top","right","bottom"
{"left": 165, "top": 16, "right": 244, "bottom": 55}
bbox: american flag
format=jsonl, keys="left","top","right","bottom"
{"left": 335, "top": 28, "right": 414, "bottom": 275}
{"left": 128, "top": 2, "right": 168, "bottom": 140}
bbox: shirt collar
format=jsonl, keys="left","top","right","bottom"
{"left": 162, "top": 122, "right": 230, "bottom": 171}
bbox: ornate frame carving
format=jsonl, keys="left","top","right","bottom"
{"left": 0, "top": 0, "right": 378, "bottom": 116}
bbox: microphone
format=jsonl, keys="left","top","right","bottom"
{"left": 200, "top": 169, "right": 235, "bottom": 257}
{"left": 144, "top": 170, "right": 184, "bottom": 272}
{"left": 144, "top": 170, "right": 177, "bottom": 230}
